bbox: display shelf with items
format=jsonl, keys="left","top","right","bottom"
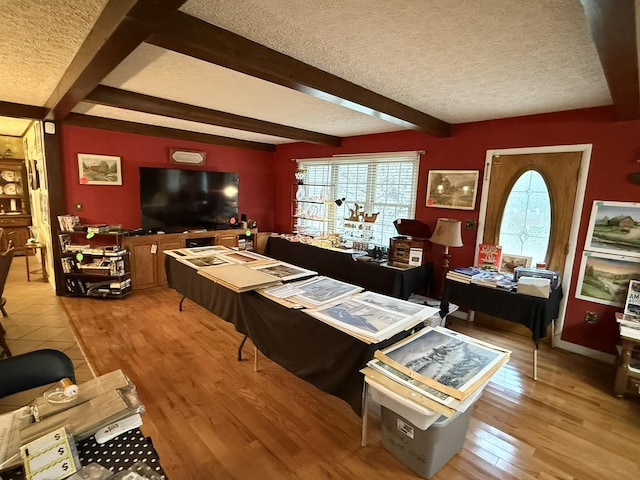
{"left": 0, "top": 159, "right": 31, "bottom": 254}
{"left": 340, "top": 202, "right": 379, "bottom": 250}
{"left": 614, "top": 311, "right": 640, "bottom": 398}
{"left": 291, "top": 184, "right": 332, "bottom": 237}
{"left": 58, "top": 230, "right": 131, "bottom": 298}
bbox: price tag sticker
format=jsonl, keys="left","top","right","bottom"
{"left": 150, "top": 243, "right": 157, "bottom": 254}
{"left": 86, "top": 232, "right": 95, "bottom": 240}
{"left": 76, "top": 253, "right": 84, "bottom": 261}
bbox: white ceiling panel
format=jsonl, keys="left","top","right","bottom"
{"left": 73, "top": 103, "right": 293, "bottom": 145}
{"left": 101, "top": 44, "right": 396, "bottom": 137}
{"left": 0, "top": 1, "right": 631, "bottom": 143}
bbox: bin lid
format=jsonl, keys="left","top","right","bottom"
{"left": 393, "top": 219, "right": 432, "bottom": 239}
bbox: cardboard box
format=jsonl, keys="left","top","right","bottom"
{"left": 517, "top": 277, "right": 550, "bottom": 298}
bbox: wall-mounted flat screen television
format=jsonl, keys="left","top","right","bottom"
{"left": 140, "top": 167, "right": 239, "bottom": 232}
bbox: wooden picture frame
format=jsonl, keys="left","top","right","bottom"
{"left": 77, "top": 154, "right": 122, "bottom": 186}
{"left": 426, "top": 170, "right": 479, "bottom": 210}
{"left": 500, "top": 253, "right": 532, "bottom": 274}
{"left": 374, "top": 326, "right": 509, "bottom": 400}
{"left": 576, "top": 251, "right": 640, "bottom": 307}
{"left": 584, "top": 200, "right": 640, "bottom": 258}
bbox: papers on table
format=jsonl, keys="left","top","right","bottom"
{"left": 198, "top": 264, "right": 282, "bottom": 293}
{"left": 249, "top": 261, "right": 317, "bottom": 282}
{"left": 305, "top": 291, "right": 439, "bottom": 343}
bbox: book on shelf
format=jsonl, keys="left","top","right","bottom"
{"left": 476, "top": 244, "right": 502, "bottom": 271}
{"left": 623, "top": 279, "right": 640, "bottom": 315}
{"left": 57, "top": 214, "right": 81, "bottom": 232}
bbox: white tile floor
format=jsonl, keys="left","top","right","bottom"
{"left": 0, "top": 254, "right": 94, "bottom": 412}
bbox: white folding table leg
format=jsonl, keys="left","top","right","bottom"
{"left": 361, "top": 382, "right": 369, "bottom": 447}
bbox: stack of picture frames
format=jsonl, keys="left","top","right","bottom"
{"left": 361, "top": 326, "right": 511, "bottom": 417}
{"left": 577, "top": 200, "right": 640, "bottom": 307}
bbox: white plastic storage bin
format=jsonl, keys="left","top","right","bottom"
{"left": 380, "top": 402, "right": 476, "bottom": 479}
{"left": 367, "top": 377, "right": 441, "bottom": 430}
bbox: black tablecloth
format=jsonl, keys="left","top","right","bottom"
{"left": 165, "top": 257, "right": 422, "bottom": 415}
{"left": 2, "top": 428, "right": 166, "bottom": 480}
{"left": 440, "top": 280, "right": 563, "bottom": 343}
{"left": 264, "top": 236, "right": 433, "bottom": 299}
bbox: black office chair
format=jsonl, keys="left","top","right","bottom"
{"left": 0, "top": 349, "right": 75, "bottom": 398}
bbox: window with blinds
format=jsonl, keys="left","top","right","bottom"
{"left": 294, "top": 151, "right": 421, "bottom": 248}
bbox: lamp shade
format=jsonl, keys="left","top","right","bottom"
{"left": 430, "top": 218, "right": 463, "bottom": 248}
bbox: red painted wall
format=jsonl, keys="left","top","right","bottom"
{"left": 60, "top": 125, "right": 275, "bottom": 232}
{"left": 272, "top": 106, "right": 640, "bottom": 355}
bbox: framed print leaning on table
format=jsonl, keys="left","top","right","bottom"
{"left": 426, "top": 170, "right": 479, "bottom": 210}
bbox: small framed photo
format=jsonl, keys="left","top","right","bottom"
{"left": 500, "top": 253, "right": 532, "bottom": 274}
{"left": 78, "top": 154, "right": 122, "bottom": 185}
{"left": 426, "top": 170, "right": 479, "bottom": 210}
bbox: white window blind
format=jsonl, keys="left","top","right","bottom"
{"left": 295, "top": 151, "right": 421, "bottom": 248}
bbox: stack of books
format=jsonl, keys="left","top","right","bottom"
{"left": 445, "top": 266, "right": 483, "bottom": 283}
{"left": 361, "top": 326, "right": 511, "bottom": 416}
{"left": 616, "top": 311, "right": 640, "bottom": 330}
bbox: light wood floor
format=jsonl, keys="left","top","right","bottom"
{"left": 54, "top": 285, "right": 640, "bottom": 480}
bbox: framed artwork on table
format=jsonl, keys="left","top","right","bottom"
{"left": 426, "top": 170, "right": 479, "bottom": 210}
{"left": 584, "top": 200, "right": 640, "bottom": 257}
{"left": 575, "top": 251, "right": 640, "bottom": 307}
{"left": 77, "top": 154, "right": 122, "bottom": 185}
{"left": 500, "top": 253, "right": 532, "bottom": 274}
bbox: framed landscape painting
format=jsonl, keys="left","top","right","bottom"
{"left": 576, "top": 251, "right": 640, "bottom": 307}
{"left": 426, "top": 170, "right": 479, "bottom": 210}
{"left": 584, "top": 200, "right": 640, "bottom": 257}
{"left": 77, "top": 154, "right": 122, "bottom": 185}
{"left": 500, "top": 253, "right": 532, "bottom": 274}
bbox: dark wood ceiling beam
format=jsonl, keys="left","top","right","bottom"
{"left": 581, "top": 0, "right": 640, "bottom": 120}
{"left": 63, "top": 113, "right": 275, "bottom": 152}
{"left": 147, "top": 12, "right": 451, "bottom": 138}
{"left": 85, "top": 85, "right": 341, "bottom": 146}
{"left": 0, "top": 101, "right": 47, "bottom": 120}
{"left": 46, "top": 0, "right": 187, "bottom": 121}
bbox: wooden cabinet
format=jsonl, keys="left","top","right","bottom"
{"left": 614, "top": 327, "right": 640, "bottom": 398}
{"left": 0, "top": 159, "right": 31, "bottom": 254}
{"left": 0, "top": 214, "right": 31, "bottom": 254}
{"left": 123, "top": 228, "right": 257, "bottom": 290}
{"left": 125, "top": 234, "right": 182, "bottom": 290}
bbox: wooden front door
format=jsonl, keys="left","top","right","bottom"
{"left": 483, "top": 151, "right": 582, "bottom": 272}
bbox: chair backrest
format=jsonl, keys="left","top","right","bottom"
{"left": 0, "top": 247, "right": 14, "bottom": 297}
{"left": 0, "top": 349, "right": 75, "bottom": 398}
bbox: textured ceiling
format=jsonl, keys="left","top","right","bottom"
{"left": 0, "top": 0, "right": 618, "bottom": 142}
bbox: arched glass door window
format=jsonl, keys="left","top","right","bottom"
{"left": 498, "top": 170, "right": 551, "bottom": 266}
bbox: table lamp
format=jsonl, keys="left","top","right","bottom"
{"left": 430, "top": 218, "right": 463, "bottom": 294}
